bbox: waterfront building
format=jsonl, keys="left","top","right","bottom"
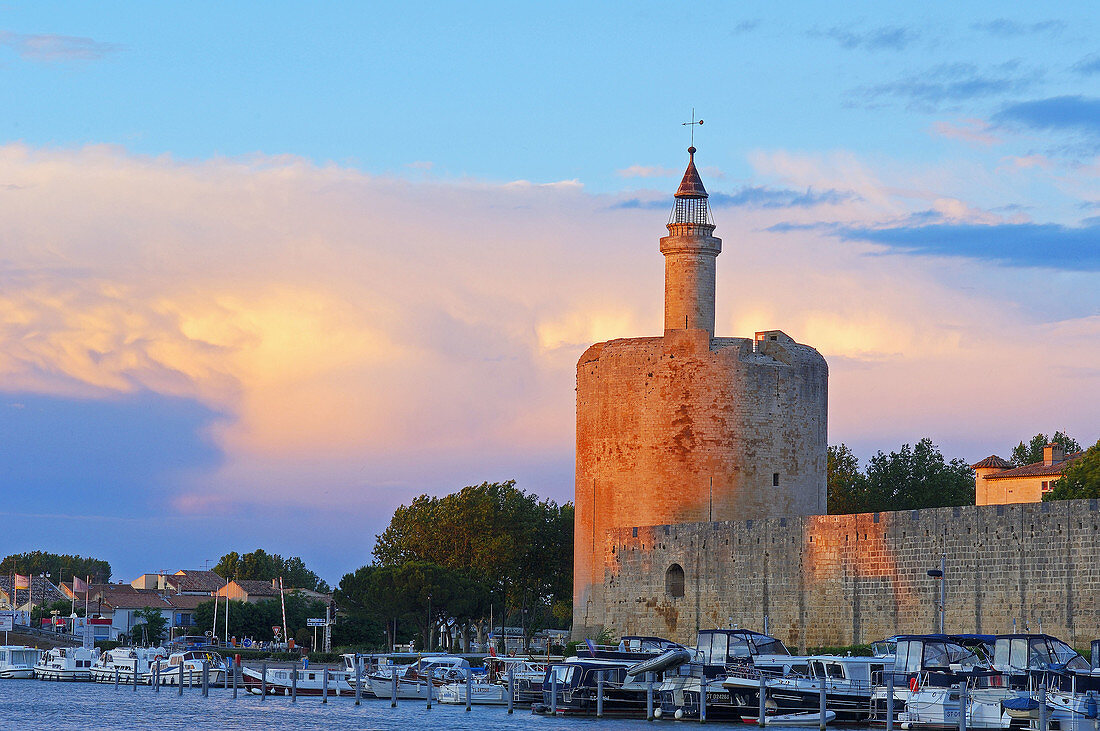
{"left": 973, "top": 443, "right": 1085, "bottom": 505}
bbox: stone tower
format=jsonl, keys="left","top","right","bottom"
{"left": 573, "top": 146, "right": 829, "bottom": 638}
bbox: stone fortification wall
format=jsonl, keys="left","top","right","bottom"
{"left": 600, "top": 499, "right": 1100, "bottom": 650}
{"left": 573, "top": 327, "right": 828, "bottom": 637}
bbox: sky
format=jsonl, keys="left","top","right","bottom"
{"left": 0, "top": 1, "right": 1098, "bottom": 585}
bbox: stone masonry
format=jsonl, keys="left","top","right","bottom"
{"left": 600, "top": 499, "right": 1100, "bottom": 650}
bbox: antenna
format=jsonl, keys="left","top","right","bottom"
{"left": 682, "top": 108, "right": 704, "bottom": 146}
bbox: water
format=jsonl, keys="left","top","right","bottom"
{"left": 0, "top": 681, "right": 663, "bottom": 730}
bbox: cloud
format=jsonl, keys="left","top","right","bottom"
{"left": 732, "top": 19, "right": 761, "bottom": 34}
{"left": 1073, "top": 53, "right": 1100, "bottom": 76}
{"left": 815, "top": 24, "right": 920, "bottom": 51}
{"left": 994, "top": 96, "right": 1100, "bottom": 135}
{"left": 617, "top": 164, "right": 677, "bottom": 178}
{"left": 855, "top": 63, "right": 1038, "bottom": 110}
{"left": 614, "top": 185, "right": 858, "bottom": 211}
{"left": 406, "top": 160, "right": 434, "bottom": 170}
{"left": 931, "top": 118, "right": 1001, "bottom": 146}
{"left": 776, "top": 219, "right": 1100, "bottom": 271}
{"left": 0, "top": 30, "right": 120, "bottom": 62}
{"left": 970, "top": 19, "right": 1064, "bottom": 37}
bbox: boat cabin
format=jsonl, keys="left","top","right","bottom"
{"left": 892, "top": 635, "right": 990, "bottom": 676}
{"left": 993, "top": 634, "right": 1090, "bottom": 673}
{"left": 696, "top": 629, "right": 791, "bottom": 666}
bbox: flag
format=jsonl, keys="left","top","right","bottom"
{"left": 585, "top": 639, "right": 597, "bottom": 653}
{"left": 73, "top": 576, "right": 88, "bottom": 594}
{"left": 13, "top": 574, "right": 29, "bottom": 590}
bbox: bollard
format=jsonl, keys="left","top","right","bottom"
{"left": 701, "top": 673, "right": 707, "bottom": 723}
{"left": 647, "top": 671, "right": 655, "bottom": 721}
{"left": 886, "top": 673, "right": 894, "bottom": 731}
{"left": 323, "top": 667, "right": 329, "bottom": 703}
{"left": 819, "top": 679, "right": 827, "bottom": 731}
{"left": 355, "top": 655, "right": 362, "bottom": 706}
{"left": 597, "top": 670, "right": 605, "bottom": 718}
{"left": 202, "top": 661, "right": 209, "bottom": 697}
{"left": 224, "top": 661, "right": 228, "bottom": 690}
{"left": 507, "top": 663, "right": 515, "bottom": 714}
{"left": 115, "top": 665, "right": 119, "bottom": 690}
{"left": 958, "top": 683, "right": 967, "bottom": 731}
{"left": 261, "top": 661, "right": 267, "bottom": 701}
{"left": 551, "top": 669, "right": 558, "bottom": 715}
{"left": 291, "top": 667, "right": 297, "bottom": 703}
{"left": 391, "top": 665, "right": 398, "bottom": 707}
{"left": 1039, "top": 684, "right": 1048, "bottom": 731}
{"left": 178, "top": 664, "right": 184, "bottom": 696}
{"left": 466, "top": 669, "right": 472, "bottom": 712}
{"left": 758, "top": 673, "right": 767, "bottom": 726}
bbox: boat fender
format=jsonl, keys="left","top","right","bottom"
{"left": 654, "top": 707, "right": 662, "bottom": 719}
{"left": 675, "top": 708, "right": 684, "bottom": 720}
{"left": 1087, "top": 694, "right": 1098, "bottom": 719}
{"left": 901, "top": 724, "right": 911, "bottom": 730}
{"left": 909, "top": 677, "right": 919, "bottom": 692}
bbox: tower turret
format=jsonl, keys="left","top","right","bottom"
{"left": 660, "top": 146, "right": 722, "bottom": 336}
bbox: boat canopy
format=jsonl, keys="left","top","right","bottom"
{"left": 993, "top": 634, "right": 1090, "bottom": 673}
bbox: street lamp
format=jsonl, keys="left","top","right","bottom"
{"left": 927, "top": 556, "right": 946, "bottom": 634}
{"left": 426, "top": 594, "right": 432, "bottom": 652}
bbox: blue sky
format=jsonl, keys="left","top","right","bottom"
{"left": 0, "top": 2, "right": 1098, "bottom": 583}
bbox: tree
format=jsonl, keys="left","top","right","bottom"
{"left": 0, "top": 552, "right": 111, "bottom": 584}
{"left": 1044, "top": 440, "right": 1100, "bottom": 501}
{"left": 213, "top": 549, "right": 329, "bottom": 592}
{"left": 1012, "top": 431, "right": 1082, "bottom": 466}
{"left": 827, "top": 444, "right": 868, "bottom": 515}
{"left": 864, "top": 438, "right": 974, "bottom": 511}
{"left": 194, "top": 593, "right": 327, "bottom": 644}
{"left": 131, "top": 606, "right": 168, "bottom": 645}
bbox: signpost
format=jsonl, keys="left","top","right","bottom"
{"left": 307, "top": 617, "right": 325, "bottom": 653}
{"left": 0, "top": 611, "right": 13, "bottom": 644}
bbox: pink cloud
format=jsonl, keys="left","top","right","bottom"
{"left": 0, "top": 31, "right": 120, "bottom": 63}
{"left": 931, "top": 118, "right": 1001, "bottom": 146}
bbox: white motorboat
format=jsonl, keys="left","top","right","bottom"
{"left": 362, "top": 655, "right": 471, "bottom": 699}
{"left": 766, "top": 654, "right": 894, "bottom": 724}
{"left": 150, "top": 650, "right": 227, "bottom": 686}
{"left": 0, "top": 646, "right": 42, "bottom": 679}
{"left": 34, "top": 647, "right": 97, "bottom": 681}
{"left": 90, "top": 647, "right": 168, "bottom": 684}
{"left": 765, "top": 710, "right": 837, "bottom": 726}
{"left": 437, "top": 659, "right": 550, "bottom": 706}
{"left": 242, "top": 664, "right": 354, "bottom": 696}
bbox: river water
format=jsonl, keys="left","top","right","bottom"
{"left": 0, "top": 680, "right": 676, "bottom": 730}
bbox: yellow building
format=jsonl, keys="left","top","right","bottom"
{"left": 973, "top": 443, "right": 1084, "bottom": 505}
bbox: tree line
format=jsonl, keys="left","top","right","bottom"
{"left": 0, "top": 551, "right": 111, "bottom": 584}
{"left": 214, "top": 548, "right": 329, "bottom": 593}
{"left": 334, "top": 480, "right": 573, "bottom": 652}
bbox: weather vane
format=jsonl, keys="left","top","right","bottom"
{"left": 682, "top": 108, "right": 704, "bottom": 146}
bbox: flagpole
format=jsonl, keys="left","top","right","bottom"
{"left": 84, "top": 575, "right": 89, "bottom": 619}
{"left": 71, "top": 574, "right": 76, "bottom": 616}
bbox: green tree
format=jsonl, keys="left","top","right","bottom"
{"left": 194, "top": 594, "right": 327, "bottom": 644}
{"left": 0, "top": 552, "right": 111, "bottom": 584}
{"left": 131, "top": 606, "right": 168, "bottom": 645}
{"left": 31, "top": 600, "right": 83, "bottom": 623}
{"left": 1044, "top": 440, "right": 1100, "bottom": 501}
{"left": 213, "top": 549, "right": 329, "bottom": 592}
{"left": 1012, "top": 431, "right": 1082, "bottom": 466}
{"left": 827, "top": 444, "right": 869, "bottom": 514}
{"left": 863, "top": 438, "right": 974, "bottom": 512}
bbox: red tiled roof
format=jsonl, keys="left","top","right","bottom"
{"left": 164, "top": 594, "right": 209, "bottom": 609}
{"left": 231, "top": 580, "right": 279, "bottom": 596}
{"left": 984, "top": 452, "right": 1084, "bottom": 480}
{"left": 169, "top": 570, "right": 226, "bottom": 593}
{"left": 972, "top": 455, "right": 1013, "bottom": 469}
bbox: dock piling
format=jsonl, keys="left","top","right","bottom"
{"left": 647, "top": 671, "right": 655, "bottom": 721}
{"left": 291, "top": 666, "right": 297, "bottom": 702}
{"left": 355, "top": 654, "right": 362, "bottom": 706}
{"left": 154, "top": 660, "right": 160, "bottom": 693}
{"left": 465, "top": 669, "right": 472, "bottom": 711}
{"left": 261, "top": 661, "right": 267, "bottom": 701}
{"left": 322, "top": 667, "right": 329, "bottom": 703}
{"left": 114, "top": 666, "right": 119, "bottom": 690}
{"left": 597, "top": 670, "right": 604, "bottom": 718}
{"left": 819, "top": 679, "right": 827, "bottom": 730}
{"left": 700, "top": 673, "right": 707, "bottom": 723}
{"left": 232, "top": 658, "right": 237, "bottom": 699}
{"left": 391, "top": 665, "right": 397, "bottom": 707}
{"left": 426, "top": 676, "right": 432, "bottom": 710}
{"left": 958, "top": 682, "right": 967, "bottom": 731}
{"left": 886, "top": 673, "right": 894, "bottom": 731}
{"left": 758, "top": 674, "right": 767, "bottom": 726}
{"left": 133, "top": 662, "right": 138, "bottom": 692}
{"left": 1039, "top": 684, "right": 1048, "bottom": 731}
{"left": 507, "top": 663, "right": 514, "bottom": 714}
{"left": 551, "top": 669, "right": 558, "bottom": 716}
{"left": 202, "top": 661, "right": 209, "bottom": 697}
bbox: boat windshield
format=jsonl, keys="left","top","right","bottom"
{"left": 551, "top": 665, "right": 575, "bottom": 685}
{"left": 751, "top": 636, "right": 791, "bottom": 656}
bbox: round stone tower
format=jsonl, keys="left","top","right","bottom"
{"left": 572, "top": 147, "right": 828, "bottom": 638}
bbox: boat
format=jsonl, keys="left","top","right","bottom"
{"left": 437, "top": 656, "right": 547, "bottom": 706}
{"left": 360, "top": 655, "right": 471, "bottom": 699}
{"left": 765, "top": 710, "right": 837, "bottom": 726}
{"left": 899, "top": 673, "right": 1017, "bottom": 730}
{"left": 0, "top": 646, "right": 42, "bottom": 679}
{"left": 34, "top": 647, "right": 97, "bottom": 681}
{"left": 241, "top": 664, "right": 355, "bottom": 696}
{"left": 661, "top": 628, "right": 806, "bottom": 722}
{"left": 531, "top": 657, "right": 651, "bottom": 717}
{"left": 90, "top": 647, "right": 168, "bottom": 684}
{"left": 150, "top": 650, "right": 228, "bottom": 686}
{"left": 766, "top": 654, "right": 895, "bottom": 723}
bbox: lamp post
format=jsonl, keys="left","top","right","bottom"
{"left": 426, "top": 594, "right": 432, "bottom": 652}
{"left": 927, "top": 556, "right": 946, "bottom": 634}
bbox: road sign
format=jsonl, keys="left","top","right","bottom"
{"left": 0, "top": 613, "right": 13, "bottom": 632}
{"left": 306, "top": 618, "right": 326, "bottom": 627}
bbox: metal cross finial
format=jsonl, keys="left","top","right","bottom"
{"left": 682, "top": 108, "right": 704, "bottom": 146}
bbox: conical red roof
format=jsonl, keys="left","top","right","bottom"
{"left": 675, "top": 146, "right": 708, "bottom": 199}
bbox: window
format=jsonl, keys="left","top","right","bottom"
{"left": 773, "top": 473, "right": 780, "bottom": 486}
{"left": 665, "top": 563, "right": 685, "bottom": 598}
{"left": 1042, "top": 481, "right": 1052, "bottom": 492}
